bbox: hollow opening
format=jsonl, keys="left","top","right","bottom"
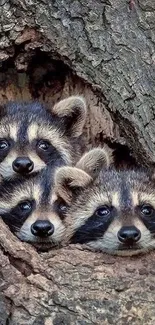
{"left": 105, "top": 140, "right": 138, "bottom": 168}
{"left": 0, "top": 48, "right": 136, "bottom": 167}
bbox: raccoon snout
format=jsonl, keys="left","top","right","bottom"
{"left": 12, "top": 157, "right": 34, "bottom": 174}
{"left": 31, "top": 220, "right": 54, "bottom": 238}
{"left": 117, "top": 226, "right": 141, "bottom": 244}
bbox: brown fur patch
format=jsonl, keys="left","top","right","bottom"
{"left": 55, "top": 166, "right": 92, "bottom": 203}
{"left": 52, "top": 96, "right": 87, "bottom": 137}
{"left": 76, "top": 147, "right": 113, "bottom": 179}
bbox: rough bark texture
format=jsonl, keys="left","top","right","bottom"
{"left": 0, "top": 0, "right": 155, "bottom": 323}
{"left": 1, "top": 0, "right": 155, "bottom": 165}
{"left": 1, "top": 219, "right": 155, "bottom": 325}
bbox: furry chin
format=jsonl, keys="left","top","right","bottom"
{"left": 87, "top": 242, "right": 147, "bottom": 256}
{"left": 31, "top": 241, "right": 59, "bottom": 252}
{"left": 110, "top": 247, "right": 147, "bottom": 256}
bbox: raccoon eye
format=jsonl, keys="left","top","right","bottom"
{"left": 54, "top": 199, "right": 67, "bottom": 219}
{"left": 37, "top": 140, "right": 50, "bottom": 151}
{"left": 95, "top": 205, "right": 111, "bottom": 217}
{"left": 18, "top": 201, "right": 32, "bottom": 212}
{"left": 140, "top": 204, "right": 154, "bottom": 217}
{"left": 0, "top": 140, "right": 9, "bottom": 150}
{"left": 58, "top": 203, "right": 67, "bottom": 213}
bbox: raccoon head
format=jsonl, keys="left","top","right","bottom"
{"left": 0, "top": 96, "right": 86, "bottom": 178}
{"left": 0, "top": 169, "right": 67, "bottom": 251}
{"left": 55, "top": 158, "right": 155, "bottom": 256}
{"left": 55, "top": 147, "right": 113, "bottom": 235}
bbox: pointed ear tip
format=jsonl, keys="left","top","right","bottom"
{"left": 87, "top": 147, "right": 113, "bottom": 162}
{"left": 58, "top": 95, "right": 86, "bottom": 106}
{"left": 76, "top": 147, "right": 113, "bottom": 170}
{"left": 52, "top": 96, "right": 87, "bottom": 119}
{"left": 70, "top": 95, "right": 87, "bottom": 111}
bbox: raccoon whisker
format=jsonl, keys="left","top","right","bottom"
{"left": 140, "top": 235, "right": 152, "bottom": 242}
{"left": 147, "top": 242, "right": 155, "bottom": 249}
{"left": 139, "top": 240, "right": 152, "bottom": 247}
{"left": 103, "top": 230, "right": 115, "bottom": 235}
{"left": 140, "top": 243, "right": 155, "bottom": 251}
{"left": 103, "top": 232, "right": 117, "bottom": 238}
{"left": 98, "top": 235, "right": 114, "bottom": 242}
{"left": 0, "top": 165, "right": 11, "bottom": 172}
{"left": 0, "top": 165, "right": 14, "bottom": 178}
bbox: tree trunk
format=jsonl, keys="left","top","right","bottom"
{"left": 1, "top": 219, "right": 155, "bottom": 325}
{"left": 0, "top": 0, "right": 155, "bottom": 323}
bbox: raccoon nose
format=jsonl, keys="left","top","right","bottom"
{"left": 31, "top": 220, "right": 54, "bottom": 237}
{"left": 12, "top": 157, "right": 34, "bottom": 174}
{"left": 118, "top": 226, "right": 141, "bottom": 244}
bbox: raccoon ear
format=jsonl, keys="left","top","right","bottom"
{"left": 52, "top": 96, "right": 87, "bottom": 137}
{"left": 76, "top": 147, "right": 113, "bottom": 179}
{"left": 55, "top": 166, "right": 92, "bottom": 203}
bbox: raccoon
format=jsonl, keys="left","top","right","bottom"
{"left": 0, "top": 167, "right": 68, "bottom": 251}
{"left": 55, "top": 152, "right": 155, "bottom": 256}
{"left": 0, "top": 96, "right": 86, "bottom": 178}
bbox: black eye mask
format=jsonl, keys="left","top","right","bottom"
{"left": 0, "top": 138, "right": 12, "bottom": 163}
{"left": 70, "top": 206, "right": 115, "bottom": 244}
{"left": 1, "top": 200, "right": 35, "bottom": 232}
{"left": 35, "top": 139, "right": 64, "bottom": 165}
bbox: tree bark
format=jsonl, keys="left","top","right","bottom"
{"left": 0, "top": 0, "right": 155, "bottom": 323}
{"left": 1, "top": 219, "right": 155, "bottom": 325}
{"left": 1, "top": 0, "right": 155, "bottom": 165}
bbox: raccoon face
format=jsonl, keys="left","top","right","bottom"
{"left": 0, "top": 170, "right": 67, "bottom": 251}
{"left": 55, "top": 164, "right": 155, "bottom": 256}
{"left": 0, "top": 96, "right": 86, "bottom": 178}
